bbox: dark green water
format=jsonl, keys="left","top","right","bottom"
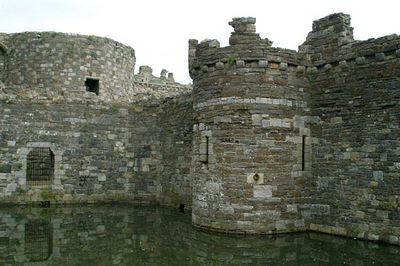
{"left": 0, "top": 205, "right": 398, "bottom": 265}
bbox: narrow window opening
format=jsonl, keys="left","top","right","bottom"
{"left": 0, "top": 47, "right": 5, "bottom": 73}
{"left": 179, "top": 204, "right": 185, "bottom": 213}
{"left": 85, "top": 78, "right": 99, "bottom": 95}
{"left": 200, "top": 136, "right": 209, "bottom": 164}
{"left": 205, "top": 136, "right": 209, "bottom": 164}
{"left": 302, "top": 135, "right": 306, "bottom": 171}
{"left": 26, "top": 147, "right": 54, "bottom": 186}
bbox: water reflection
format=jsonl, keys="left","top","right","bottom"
{"left": 25, "top": 219, "right": 53, "bottom": 262}
{"left": 0, "top": 205, "right": 398, "bottom": 265}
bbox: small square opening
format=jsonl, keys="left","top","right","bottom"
{"left": 85, "top": 78, "right": 99, "bottom": 95}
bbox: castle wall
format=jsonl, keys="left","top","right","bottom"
{"left": 302, "top": 15, "right": 400, "bottom": 244}
{"left": 0, "top": 32, "right": 135, "bottom": 102}
{"left": 0, "top": 98, "right": 159, "bottom": 203}
{"left": 0, "top": 14, "right": 399, "bottom": 245}
{"left": 0, "top": 94, "right": 193, "bottom": 205}
{"left": 188, "top": 14, "right": 400, "bottom": 245}
{"left": 159, "top": 95, "right": 193, "bottom": 207}
{"left": 0, "top": 31, "right": 193, "bottom": 207}
{"left": 189, "top": 18, "right": 314, "bottom": 233}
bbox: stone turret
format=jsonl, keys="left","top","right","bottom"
{"left": 0, "top": 32, "right": 136, "bottom": 101}
{"left": 299, "top": 13, "right": 354, "bottom": 64}
{"left": 189, "top": 17, "right": 310, "bottom": 234}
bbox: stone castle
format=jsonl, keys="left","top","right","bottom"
{"left": 0, "top": 13, "right": 399, "bottom": 245}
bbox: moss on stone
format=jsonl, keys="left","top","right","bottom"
{"left": 130, "top": 104, "right": 143, "bottom": 112}
{"left": 41, "top": 188, "right": 56, "bottom": 200}
{"left": 0, "top": 164, "right": 12, "bottom": 173}
{"left": 227, "top": 55, "right": 237, "bottom": 66}
{"left": 15, "top": 187, "right": 26, "bottom": 196}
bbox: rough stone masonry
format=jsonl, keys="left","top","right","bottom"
{"left": 0, "top": 13, "right": 399, "bottom": 245}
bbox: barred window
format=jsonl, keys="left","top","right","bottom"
{"left": 26, "top": 148, "right": 55, "bottom": 186}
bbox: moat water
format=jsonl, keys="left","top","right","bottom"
{"left": 0, "top": 205, "right": 398, "bottom": 265}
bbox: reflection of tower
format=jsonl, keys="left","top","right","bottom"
{"left": 189, "top": 18, "right": 310, "bottom": 233}
{"left": 24, "top": 219, "right": 53, "bottom": 262}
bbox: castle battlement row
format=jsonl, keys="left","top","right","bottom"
{"left": 0, "top": 13, "right": 399, "bottom": 245}
{"left": 0, "top": 31, "right": 189, "bottom": 104}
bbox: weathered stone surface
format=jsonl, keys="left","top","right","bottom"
{"left": 0, "top": 13, "right": 399, "bottom": 246}
{"left": 189, "top": 13, "right": 400, "bottom": 245}
{"left": 0, "top": 33, "right": 193, "bottom": 208}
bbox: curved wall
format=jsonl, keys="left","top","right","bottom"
{"left": 189, "top": 18, "right": 311, "bottom": 233}
{"left": 1, "top": 32, "right": 135, "bottom": 101}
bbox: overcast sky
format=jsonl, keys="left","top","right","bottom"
{"left": 0, "top": 0, "right": 398, "bottom": 84}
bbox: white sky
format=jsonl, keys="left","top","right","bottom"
{"left": 0, "top": 0, "right": 399, "bottom": 84}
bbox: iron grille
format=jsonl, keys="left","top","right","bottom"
{"left": 26, "top": 147, "right": 54, "bottom": 186}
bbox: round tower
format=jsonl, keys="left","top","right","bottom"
{"left": 189, "top": 18, "right": 311, "bottom": 234}
{"left": 0, "top": 32, "right": 135, "bottom": 101}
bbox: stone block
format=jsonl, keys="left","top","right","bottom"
{"left": 205, "top": 181, "right": 220, "bottom": 193}
{"left": 323, "top": 63, "right": 332, "bottom": 70}
{"left": 339, "top": 60, "right": 348, "bottom": 68}
{"left": 270, "top": 62, "right": 279, "bottom": 69}
{"left": 287, "top": 204, "right": 298, "bottom": 213}
{"left": 355, "top": 57, "right": 366, "bottom": 65}
{"left": 367, "top": 233, "right": 379, "bottom": 241}
{"left": 388, "top": 235, "right": 399, "bottom": 245}
{"left": 293, "top": 116, "right": 305, "bottom": 129}
{"left": 6, "top": 183, "right": 17, "bottom": 193}
{"left": 279, "top": 62, "right": 288, "bottom": 70}
{"left": 376, "top": 210, "right": 388, "bottom": 219}
{"left": 7, "top": 141, "right": 16, "bottom": 147}
{"left": 251, "top": 114, "right": 262, "bottom": 126}
{"left": 98, "top": 173, "right": 106, "bottom": 182}
{"left": 295, "top": 219, "right": 305, "bottom": 227}
{"left": 330, "top": 117, "right": 342, "bottom": 123}
{"left": 258, "top": 60, "right": 268, "bottom": 68}
{"left": 216, "top": 62, "right": 224, "bottom": 70}
{"left": 296, "top": 66, "right": 305, "bottom": 73}
{"left": 373, "top": 171, "right": 383, "bottom": 181}
{"left": 253, "top": 185, "right": 275, "bottom": 198}
{"left": 375, "top": 52, "right": 385, "bottom": 61}
{"left": 237, "top": 220, "right": 252, "bottom": 226}
{"left": 275, "top": 220, "right": 287, "bottom": 230}
{"left": 220, "top": 204, "right": 234, "bottom": 214}
{"left": 236, "top": 60, "right": 245, "bottom": 67}
{"left": 355, "top": 210, "right": 365, "bottom": 219}
{"left": 107, "top": 134, "right": 117, "bottom": 140}
{"left": 213, "top": 116, "right": 232, "bottom": 123}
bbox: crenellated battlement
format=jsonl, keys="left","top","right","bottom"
{"left": 189, "top": 13, "right": 400, "bottom": 84}
{"left": 0, "top": 13, "right": 399, "bottom": 246}
{"left": 189, "top": 14, "right": 400, "bottom": 245}
{"left": 0, "top": 32, "right": 191, "bottom": 104}
{"left": 189, "top": 19, "right": 302, "bottom": 84}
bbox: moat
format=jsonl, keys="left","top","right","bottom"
{"left": 0, "top": 205, "right": 398, "bottom": 265}
{"left": 1, "top": 12, "right": 399, "bottom": 245}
